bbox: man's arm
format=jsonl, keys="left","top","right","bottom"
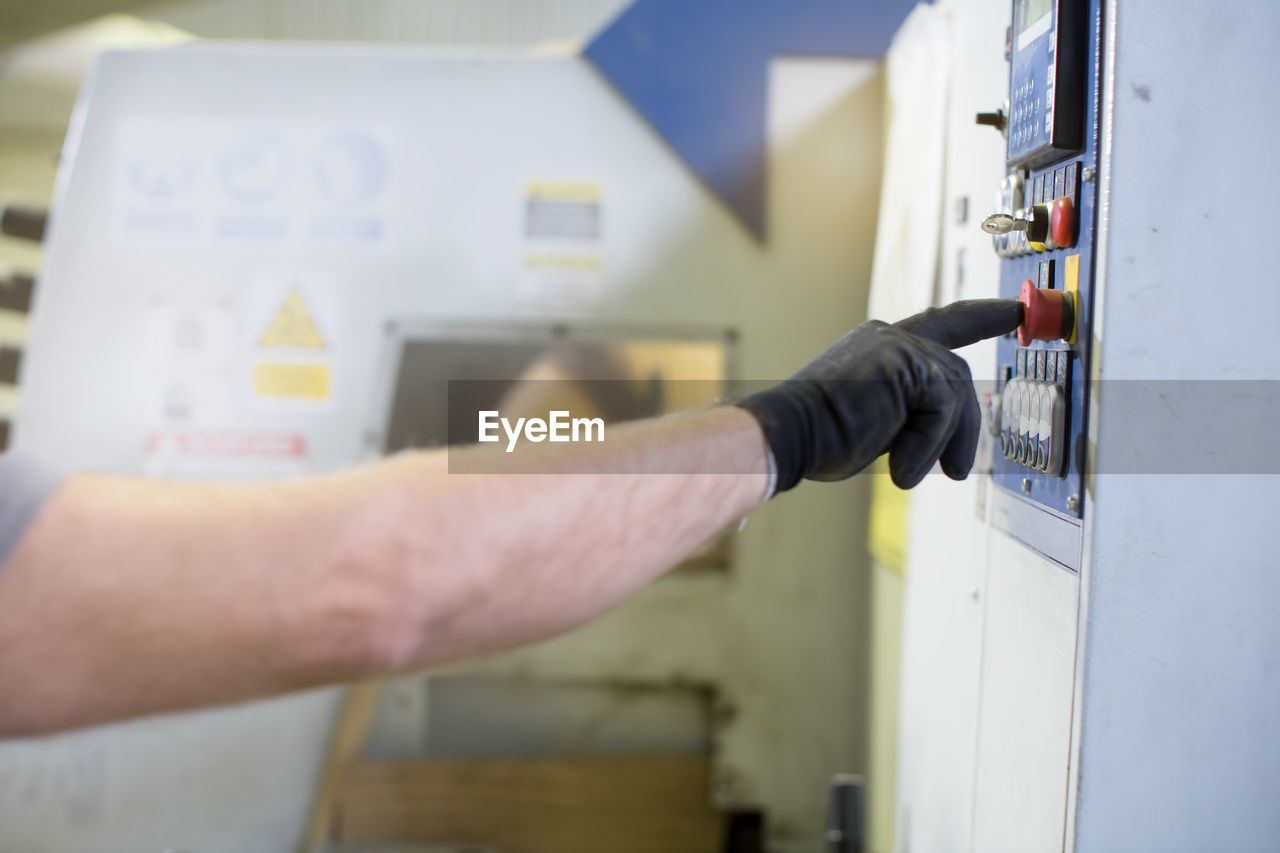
{"left": 0, "top": 406, "right": 768, "bottom": 736}
{"left": 0, "top": 299, "right": 1022, "bottom": 736}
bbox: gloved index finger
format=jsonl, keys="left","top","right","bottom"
{"left": 891, "top": 299, "right": 1024, "bottom": 350}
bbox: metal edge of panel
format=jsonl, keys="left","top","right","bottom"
{"left": 988, "top": 485, "right": 1083, "bottom": 573}
{"left": 1063, "top": 0, "right": 1116, "bottom": 847}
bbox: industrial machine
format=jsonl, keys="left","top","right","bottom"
{"left": 892, "top": 1, "right": 1280, "bottom": 851}
{"left": 0, "top": 44, "right": 884, "bottom": 852}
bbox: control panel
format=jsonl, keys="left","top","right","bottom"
{"left": 981, "top": 0, "right": 1100, "bottom": 566}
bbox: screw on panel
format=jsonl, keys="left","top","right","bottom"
{"left": 1066, "top": 494, "right": 1080, "bottom": 512}
{"left": 1081, "top": 166, "right": 1094, "bottom": 182}
{"left": 1021, "top": 478, "right": 1032, "bottom": 493}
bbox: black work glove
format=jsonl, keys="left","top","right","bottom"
{"left": 736, "top": 299, "right": 1023, "bottom": 493}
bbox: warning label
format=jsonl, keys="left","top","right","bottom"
{"left": 254, "top": 362, "right": 330, "bottom": 399}
{"left": 261, "top": 289, "right": 326, "bottom": 349}
{"left": 245, "top": 271, "right": 339, "bottom": 410}
{"left": 144, "top": 429, "right": 308, "bottom": 480}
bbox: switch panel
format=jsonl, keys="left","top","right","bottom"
{"left": 985, "top": 0, "right": 1101, "bottom": 567}
{"left": 999, "top": 358, "right": 1068, "bottom": 476}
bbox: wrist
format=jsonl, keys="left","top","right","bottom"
{"left": 733, "top": 384, "right": 810, "bottom": 496}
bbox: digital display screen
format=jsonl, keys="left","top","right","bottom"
{"left": 1018, "top": 0, "right": 1053, "bottom": 34}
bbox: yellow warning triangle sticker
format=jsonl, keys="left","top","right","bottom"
{"left": 261, "top": 290, "right": 325, "bottom": 349}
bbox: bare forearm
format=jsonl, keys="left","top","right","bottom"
{"left": 0, "top": 466, "right": 388, "bottom": 733}
{"left": 365, "top": 405, "right": 769, "bottom": 669}
{"left": 0, "top": 406, "right": 767, "bottom": 734}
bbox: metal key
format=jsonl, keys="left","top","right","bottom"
{"left": 982, "top": 204, "right": 1050, "bottom": 244}
{"left": 982, "top": 212, "right": 1029, "bottom": 234}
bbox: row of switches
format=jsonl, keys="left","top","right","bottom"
{"left": 999, "top": 377, "right": 1066, "bottom": 475}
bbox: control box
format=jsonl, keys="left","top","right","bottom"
{"left": 987, "top": 0, "right": 1099, "bottom": 569}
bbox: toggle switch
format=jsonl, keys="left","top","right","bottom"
{"left": 1017, "top": 279, "right": 1075, "bottom": 345}
{"left": 1040, "top": 384, "right": 1067, "bottom": 475}
{"left": 1001, "top": 379, "right": 1016, "bottom": 458}
{"left": 1021, "top": 381, "right": 1038, "bottom": 466}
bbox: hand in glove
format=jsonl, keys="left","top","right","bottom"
{"left": 736, "top": 299, "right": 1023, "bottom": 493}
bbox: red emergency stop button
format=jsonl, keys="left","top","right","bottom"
{"left": 1018, "top": 279, "right": 1075, "bottom": 345}
{"left": 1050, "top": 196, "right": 1076, "bottom": 248}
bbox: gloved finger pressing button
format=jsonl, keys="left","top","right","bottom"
{"left": 891, "top": 298, "right": 1023, "bottom": 349}
{"left": 735, "top": 299, "right": 1019, "bottom": 496}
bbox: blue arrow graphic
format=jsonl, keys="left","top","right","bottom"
{"left": 585, "top": 0, "right": 920, "bottom": 240}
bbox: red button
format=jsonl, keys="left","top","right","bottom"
{"left": 1050, "top": 196, "right": 1076, "bottom": 248}
{"left": 1018, "top": 279, "right": 1072, "bottom": 345}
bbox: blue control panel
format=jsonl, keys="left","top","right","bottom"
{"left": 990, "top": 0, "right": 1100, "bottom": 560}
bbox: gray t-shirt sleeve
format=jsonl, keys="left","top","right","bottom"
{"left": 0, "top": 452, "right": 63, "bottom": 568}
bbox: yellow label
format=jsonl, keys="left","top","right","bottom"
{"left": 522, "top": 253, "right": 603, "bottom": 270}
{"left": 254, "top": 363, "right": 330, "bottom": 399}
{"left": 525, "top": 181, "right": 601, "bottom": 203}
{"left": 261, "top": 290, "right": 325, "bottom": 349}
{"left": 1064, "top": 254, "right": 1080, "bottom": 342}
